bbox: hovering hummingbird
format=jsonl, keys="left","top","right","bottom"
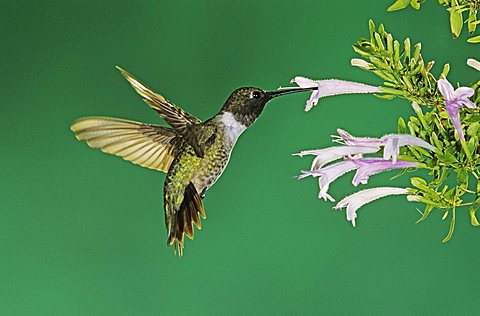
{"left": 71, "top": 67, "right": 316, "bottom": 255}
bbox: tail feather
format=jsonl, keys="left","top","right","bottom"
{"left": 166, "top": 182, "right": 206, "bottom": 256}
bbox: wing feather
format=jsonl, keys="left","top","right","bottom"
{"left": 71, "top": 117, "right": 178, "bottom": 173}
{"left": 116, "top": 66, "right": 214, "bottom": 158}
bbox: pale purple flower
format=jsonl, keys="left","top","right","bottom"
{"left": 350, "top": 158, "right": 418, "bottom": 186}
{"left": 299, "top": 160, "right": 358, "bottom": 202}
{"left": 334, "top": 187, "right": 409, "bottom": 227}
{"left": 290, "top": 77, "right": 381, "bottom": 111}
{"left": 437, "top": 78, "right": 477, "bottom": 140}
{"left": 299, "top": 158, "right": 417, "bottom": 201}
{"left": 294, "top": 145, "right": 380, "bottom": 170}
{"left": 335, "top": 129, "right": 435, "bottom": 163}
{"left": 467, "top": 58, "right": 480, "bottom": 71}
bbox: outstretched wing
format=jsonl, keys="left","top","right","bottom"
{"left": 71, "top": 117, "right": 178, "bottom": 173}
{"left": 116, "top": 66, "right": 200, "bottom": 132}
{"left": 116, "top": 66, "right": 214, "bottom": 158}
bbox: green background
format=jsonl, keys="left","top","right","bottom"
{"left": 2, "top": 0, "right": 479, "bottom": 314}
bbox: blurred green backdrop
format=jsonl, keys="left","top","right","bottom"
{"left": 1, "top": 0, "right": 479, "bottom": 314}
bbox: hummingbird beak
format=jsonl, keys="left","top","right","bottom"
{"left": 266, "top": 87, "right": 317, "bottom": 99}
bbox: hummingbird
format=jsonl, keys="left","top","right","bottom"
{"left": 71, "top": 67, "right": 316, "bottom": 255}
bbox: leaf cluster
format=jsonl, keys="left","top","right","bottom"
{"left": 387, "top": 0, "right": 480, "bottom": 43}
{"left": 353, "top": 20, "right": 448, "bottom": 107}
{"left": 354, "top": 20, "right": 480, "bottom": 242}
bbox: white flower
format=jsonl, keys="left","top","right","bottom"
{"left": 300, "top": 160, "right": 358, "bottom": 202}
{"left": 294, "top": 145, "right": 380, "bottom": 170}
{"left": 289, "top": 77, "right": 381, "bottom": 111}
{"left": 335, "top": 129, "right": 435, "bottom": 164}
{"left": 334, "top": 187, "right": 409, "bottom": 227}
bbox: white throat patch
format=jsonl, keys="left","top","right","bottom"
{"left": 219, "top": 112, "right": 247, "bottom": 145}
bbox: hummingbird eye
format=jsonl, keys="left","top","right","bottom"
{"left": 251, "top": 91, "right": 261, "bottom": 99}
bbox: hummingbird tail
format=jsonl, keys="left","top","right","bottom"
{"left": 167, "top": 182, "right": 206, "bottom": 256}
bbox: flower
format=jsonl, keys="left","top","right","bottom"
{"left": 437, "top": 78, "right": 477, "bottom": 140}
{"left": 294, "top": 145, "right": 380, "bottom": 170}
{"left": 300, "top": 160, "right": 358, "bottom": 202}
{"left": 467, "top": 58, "right": 480, "bottom": 72}
{"left": 334, "top": 187, "right": 409, "bottom": 227}
{"left": 335, "top": 129, "right": 435, "bottom": 163}
{"left": 350, "top": 158, "right": 418, "bottom": 186}
{"left": 290, "top": 77, "right": 381, "bottom": 111}
{"left": 299, "top": 158, "right": 417, "bottom": 201}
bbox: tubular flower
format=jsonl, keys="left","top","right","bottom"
{"left": 290, "top": 77, "right": 381, "bottom": 111}
{"left": 294, "top": 145, "right": 380, "bottom": 170}
{"left": 335, "top": 129, "right": 435, "bottom": 163}
{"left": 300, "top": 158, "right": 417, "bottom": 201}
{"left": 350, "top": 158, "right": 418, "bottom": 186}
{"left": 334, "top": 187, "right": 409, "bottom": 227}
{"left": 299, "top": 160, "right": 358, "bottom": 202}
{"left": 437, "top": 78, "right": 477, "bottom": 140}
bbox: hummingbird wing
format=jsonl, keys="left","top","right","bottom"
{"left": 165, "top": 181, "right": 206, "bottom": 256}
{"left": 71, "top": 117, "right": 179, "bottom": 173}
{"left": 116, "top": 66, "right": 214, "bottom": 158}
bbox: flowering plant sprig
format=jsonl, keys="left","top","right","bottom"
{"left": 290, "top": 21, "right": 480, "bottom": 242}
{"left": 387, "top": 0, "right": 480, "bottom": 43}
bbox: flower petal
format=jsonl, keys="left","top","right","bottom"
{"left": 351, "top": 158, "right": 418, "bottom": 186}
{"left": 454, "top": 86, "right": 475, "bottom": 99}
{"left": 305, "top": 89, "right": 321, "bottom": 111}
{"left": 382, "top": 137, "right": 399, "bottom": 163}
{"left": 336, "top": 129, "right": 384, "bottom": 147}
{"left": 381, "top": 134, "right": 435, "bottom": 150}
{"left": 438, "top": 79, "right": 455, "bottom": 101}
{"left": 334, "top": 187, "right": 409, "bottom": 227}
{"left": 316, "top": 160, "right": 358, "bottom": 201}
{"left": 291, "top": 76, "right": 318, "bottom": 88}
{"left": 459, "top": 98, "right": 477, "bottom": 109}
{"left": 445, "top": 103, "right": 464, "bottom": 140}
{"left": 294, "top": 146, "right": 380, "bottom": 171}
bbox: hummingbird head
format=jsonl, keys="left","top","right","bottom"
{"left": 221, "top": 86, "right": 317, "bottom": 127}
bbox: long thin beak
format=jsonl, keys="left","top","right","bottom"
{"left": 267, "top": 87, "right": 317, "bottom": 99}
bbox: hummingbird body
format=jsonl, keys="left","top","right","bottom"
{"left": 71, "top": 67, "right": 314, "bottom": 255}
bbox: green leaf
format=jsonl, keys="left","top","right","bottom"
{"left": 410, "top": 0, "right": 421, "bottom": 10}
{"left": 416, "top": 205, "right": 434, "bottom": 223}
{"left": 467, "top": 10, "right": 477, "bottom": 34}
{"left": 466, "top": 122, "right": 479, "bottom": 136}
{"left": 442, "top": 208, "right": 455, "bottom": 243}
{"left": 470, "top": 206, "right": 480, "bottom": 227}
{"left": 467, "top": 35, "right": 480, "bottom": 43}
{"left": 441, "top": 63, "right": 450, "bottom": 78}
{"left": 449, "top": 5, "right": 463, "bottom": 38}
{"left": 374, "top": 94, "right": 395, "bottom": 100}
{"left": 467, "top": 136, "right": 478, "bottom": 156}
{"left": 404, "top": 38, "right": 411, "bottom": 60}
{"left": 457, "top": 169, "right": 468, "bottom": 187}
{"left": 387, "top": 0, "right": 411, "bottom": 11}
{"left": 398, "top": 117, "right": 406, "bottom": 133}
